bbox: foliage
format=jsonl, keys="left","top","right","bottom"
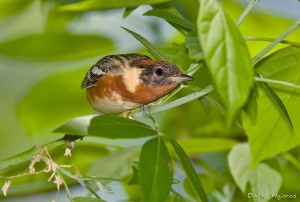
{"left": 1, "top": 0, "right": 300, "bottom": 201}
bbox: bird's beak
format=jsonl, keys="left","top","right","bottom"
{"left": 171, "top": 74, "right": 194, "bottom": 83}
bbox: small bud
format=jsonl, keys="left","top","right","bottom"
{"left": 29, "top": 155, "right": 41, "bottom": 174}
{"left": 53, "top": 175, "right": 62, "bottom": 190}
{"left": 2, "top": 181, "right": 11, "bottom": 196}
{"left": 64, "top": 148, "right": 72, "bottom": 157}
{"left": 96, "top": 182, "right": 113, "bottom": 194}
{"left": 29, "top": 167, "right": 35, "bottom": 174}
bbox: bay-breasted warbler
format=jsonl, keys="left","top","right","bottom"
{"left": 81, "top": 53, "right": 193, "bottom": 114}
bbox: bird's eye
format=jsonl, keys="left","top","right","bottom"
{"left": 155, "top": 68, "right": 163, "bottom": 76}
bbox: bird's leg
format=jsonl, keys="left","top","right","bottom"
{"left": 123, "top": 110, "right": 134, "bottom": 119}
{"left": 142, "top": 104, "right": 149, "bottom": 111}
{"left": 140, "top": 104, "right": 150, "bottom": 116}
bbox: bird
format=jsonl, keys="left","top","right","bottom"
{"left": 81, "top": 53, "right": 193, "bottom": 115}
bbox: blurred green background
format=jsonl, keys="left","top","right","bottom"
{"left": 1, "top": 0, "right": 300, "bottom": 201}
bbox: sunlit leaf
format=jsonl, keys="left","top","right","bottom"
{"left": 244, "top": 46, "right": 300, "bottom": 165}
{"left": 60, "top": 0, "right": 175, "bottom": 11}
{"left": 54, "top": 115, "right": 157, "bottom": 138}
{"left": 228, "top": 143, "right": 282, "bottom": 201}
{"left": 139, "top": 137, "right": 173, "bottom": 202}
{"left": 198, "top": 0, "right": 254, "bottom": 122}
{"left": 168, "top": 138, "right": 208, "bottom": 202}
{"left": 143, "top": 9, "right": 196, "bottom": 30}
{"left": 0, "top": 33, "right": 114, "bottom": 61}
{"left": 122, "top": 27, "right": 170, "bottom": 62}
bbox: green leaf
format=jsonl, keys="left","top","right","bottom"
{"left": 173, "top": 194, "right": 185, "bottom": 202}
{"left": 157, "top": 44, "right": 186, "bottom": 62}
{"left": 184, "top": 174, "right": 215, "bottom": 197}
{"left": 152, "top": 2, "right": 189, "bottom": 35}
{"left": 244, "top": 46, "right": 300, "bottom": 165}
{"left": 123, "top": 7, "right": 138, "bottom": 18}
{"left": 87, "top": 147, "right": 140, "bottom": 179}
{"left": 198, "top": 0, "right": 254, "bottom": 122}
{"left": 139, "top": 137, "right": 173, "bottom": 202}
{"left": 184, "top": 85, "right": 245, "bottom": 132}
{"left": 199, "top": 97, "right": 211, "bottom": 114}
{"left": 73, "top": 197, "right": 105, "bottom": 202}
{"left": 228, "top": 143, "right": 282, "bottom": 201}
{"left": 143, "top": 9, "right": 196, "bottom": 30}
{"left": 17, "top": 68, "right": 91, "bottom": 135}
{"left": 168, "top": 138, "right": 208, "bottom": 202}
{"left": 243, "top": 85, "right": 258, "bottom": 124}
{"left": 257, "top": 74, "right": 293, "bottom": 129}
{"left": 175, "top": 138, "right": 238, "bottom": 154}
{"left": 185, "top": 31, "right": 203, "bottom": 60}
{"left": 122, "top": 27, "right": 170, "bottom": 62}
{"left": 60, "top": 0, "right": 174, "bottom": 11}
{"left": 0, "top": 33, "right": 114, "bottom": 61}
{"left": 54, "top": 115, "right": 157, "bottom": 138}
{"left": 128, "top": 161, "right": 140, "bottom": 185}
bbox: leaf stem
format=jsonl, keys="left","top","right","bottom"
{"left": 236, "top": 0, "right": 260, "bottom": 26}
{"left": 255, "top": 77, "right": 300, "bottom": 89}
{"left": 159, "top": 84, "right": 184, "bottom": 105}
{"left": 132, "top": 84, "right": 215, "bottom": 118}
{"left": 186, "top": 62, "right": 204, "bottom": 76}
{"left": 252, "top": 18, "right": 300, "bottom": 64}
{"left": 145, "top": 112, "right": 160, "bottom": 132}
{"left": 244, "top": 36, "right": 300, "bottom": 47}
{"left": 170, "top": 188, "right": 186, "bottom": 201}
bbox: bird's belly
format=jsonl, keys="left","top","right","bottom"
{"left": 89, "top": 91, "right": 141, "bottom": 114}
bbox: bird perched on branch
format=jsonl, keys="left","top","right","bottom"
{"left": 81, "top": 53, "right": 193, "bottom": 115}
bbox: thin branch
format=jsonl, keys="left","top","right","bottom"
{"left": 252, "top": 18, "right": 300, "bottom": 64}
{"left": 244, "top": 36, "right": 300, "bottom": 47}
{"left": 255, "top": 77, "right": 300, "bottom": 89}
{"left": 236, "top": 0, "right": 260, "bottom": 26}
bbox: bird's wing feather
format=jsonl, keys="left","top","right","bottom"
{"left": 81, "top": 54, "right": 152, "bottom": 88}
